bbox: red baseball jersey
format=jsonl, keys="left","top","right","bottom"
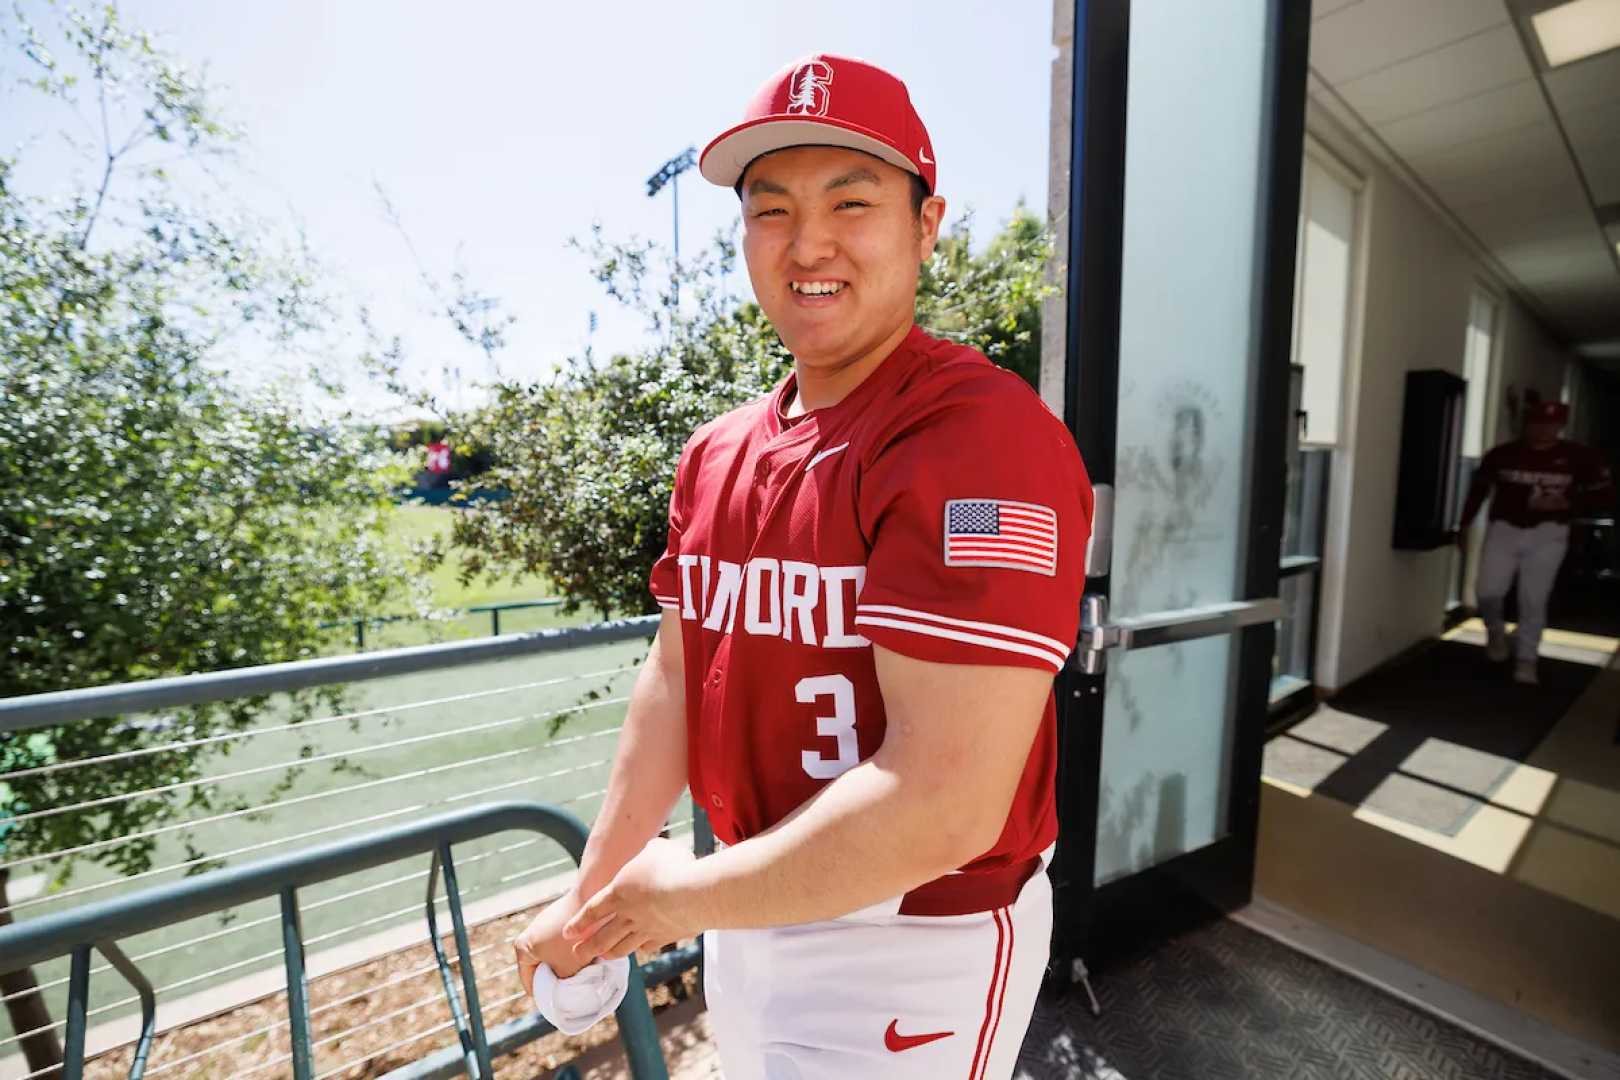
{"left": 648, "top": 325, "right": 1092, "bottom": 913}
{"left": 1481, "top": 440, "right": 1614, "bottom": 527}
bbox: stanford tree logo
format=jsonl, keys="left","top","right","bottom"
{"left": 785, "top": 59, "right": 834, "bottom": 116}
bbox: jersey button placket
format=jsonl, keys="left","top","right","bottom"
{"left": 700, "top": 647, "right": 728, "bottom": 831}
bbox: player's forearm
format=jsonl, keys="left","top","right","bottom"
{"left": 573, "top": 646, "right": 688, "bottom": 900}
{"left": 678, "top": 756, "right": 991, "bottom": 929}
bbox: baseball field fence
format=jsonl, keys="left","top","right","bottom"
{"left": 0, "top": 618, "right": 707, "bottom": 1080}
{"left": 319, "top": 599, "right": 572, "bottom": 654}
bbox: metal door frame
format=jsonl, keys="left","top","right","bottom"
{"left": 1050, "top": 0, "right": 1311, "bottom": 971}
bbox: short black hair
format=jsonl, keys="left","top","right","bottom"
{"left": 734, "top": 158, "right": 931, "bottom": 218}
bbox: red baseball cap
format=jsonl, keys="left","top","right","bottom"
{"left": 700, "top": 54, "right": 937, "bottom": 193}
{"left": 1527, "top": 400, "right": 1570, "bottom": 424}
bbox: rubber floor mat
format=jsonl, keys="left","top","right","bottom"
{"left": 1016, "top": 916, "right": 1561, "bottom": 1080}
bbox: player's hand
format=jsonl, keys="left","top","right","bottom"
{"left": 513, "top": 891, "right": 588, "bottom": 994}
{"left": 562, "top": 838, "right": 701, "bottom": 963}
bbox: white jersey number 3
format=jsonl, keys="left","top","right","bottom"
{"left": 798, "top": 674, "right": 859, "bottom": 780}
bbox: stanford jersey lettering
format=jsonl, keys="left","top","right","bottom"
{"left": 1500, "top": 468, "right": 1572, "bottom": 487}
{"left": 666, "top": 554, "right": 870, "bottom": 649}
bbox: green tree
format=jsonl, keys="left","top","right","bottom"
{"left": 441, "top": 208, "right": 1054, "bottom": 619}
{"left": 0, "top": 8, "right": 407, "bottom": 1069}
{"left": 919, "top": 206, "right": 1050, "bottom": 387}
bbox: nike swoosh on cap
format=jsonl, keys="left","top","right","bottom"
{"left": 919, "top": 148, "right": 934, "bottom": 165}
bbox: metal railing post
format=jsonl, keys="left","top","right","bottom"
{"left": 356, "top": 617, "right": 366, "bottom": 652}
{"left": 98, "top": 940, "right": 157, "bottom": 1080}
{"left": 490, "top": 608, "right": 500, "bottom": 637}
{"left": 281, "top": 886, "right": 316, "bottom": 1080}
{"left": 424, "top": 849, "right": 481, "bottom": 1080}
{"left": 61, "top": 944, "right": 90, "bottom": 1080}
{"left": 690, "top": 807, "right": 714, "bottom": 1018}
{"left": 616, "top": 960, "right": 669, "bottom": 1080}
{"left": 438, "top": 844, "right": 493, "bottom": 1078}
{"left": 692, "top": 807, "right": 715, "bottom": 857}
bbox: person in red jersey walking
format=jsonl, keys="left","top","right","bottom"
{"left": 513, "top": 54, "right": 1092, "bottom": 1079}
{"left": 1459, "top": 399, "right": 1614, "bottom": 685}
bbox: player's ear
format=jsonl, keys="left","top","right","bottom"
{"left": 916, "top": 195, "right": 947, "bottom": 261}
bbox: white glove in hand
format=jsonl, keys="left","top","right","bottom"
{"left": 529, "top": 957, "right": 630, "bottom": 1036}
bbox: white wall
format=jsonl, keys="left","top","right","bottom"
{"left": 1306, "top": 103, "right": 1576, "bottom": 691}
{"left": 1495, "top": 302, "right": 1575, "bottom": 446}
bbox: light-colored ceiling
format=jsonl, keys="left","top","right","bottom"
{"left": 1308, "top": 0, "right": 1620, "bottom": 358}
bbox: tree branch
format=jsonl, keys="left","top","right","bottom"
{"left": 77, "top": 76, "right": 116, "bottom": 250}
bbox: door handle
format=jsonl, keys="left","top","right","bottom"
{"left": 1075, "top": 596, "right": 1283, "bottom": 674}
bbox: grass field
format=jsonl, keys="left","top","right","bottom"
{"left": 387, "top": 504, "right": 542, "bottom": 611}
{"left": 325, "top": 504, "right": 587, "bottom": 652}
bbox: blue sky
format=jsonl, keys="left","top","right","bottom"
{"left": 3, "top": 1, "right": 1055, "bottom": 417}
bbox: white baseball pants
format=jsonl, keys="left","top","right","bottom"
{"left": 1476, "top": 520, "right": 1570, "bottom": 662}
{"left": 701, "top": 863, "right": 1052, "bottom": 1080}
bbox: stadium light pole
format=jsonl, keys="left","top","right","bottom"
{"left": 646, "top": 146, "right": 697, "bottom": 305}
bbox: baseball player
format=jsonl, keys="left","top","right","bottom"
{"left": 514, "top": 53, "right": 1092, "bottom": 1080}
{"left": 1458, "top": 400, "right": 1613, "bottom": 685}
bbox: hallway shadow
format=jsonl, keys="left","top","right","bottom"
{"left": 1293, "top": 640, "right": 1598, "bottom": 816}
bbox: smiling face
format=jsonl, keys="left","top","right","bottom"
{"left": 740, "top": 145, "right": 945, "bottom": 377}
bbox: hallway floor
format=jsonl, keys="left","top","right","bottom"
{"left": 1258, "top": 617, "right": 1620, "bottom": 1065}
{"left": 1016, "top": 916, "right": 1562, "bottom": 1080}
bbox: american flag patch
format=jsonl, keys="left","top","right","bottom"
{"left": 944, "top": 499, "right": 1059, "bottom": 576}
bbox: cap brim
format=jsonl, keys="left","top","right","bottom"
{"left": 700, "top": 115, "right": 921, "bottom": 189}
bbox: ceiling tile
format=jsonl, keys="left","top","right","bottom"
{"left": 1500, "top": 245, "right": 1617, "bottom": 290}
{"left": 1376, "top": 78, "right": 1546, "bottom": 159}
{"left": 1403, "top": 118, "right": 1585, "bottom": 204}
{"left": 1423, "top": 163, "right": 1581, "bottom": 218}
{"left": 1337, "top": 25, "right": 1535, "bottom": 127}
{"left": 1312, "top": 0, "right": 1363, "bottom": 19}
{"left": 1558, "top": 99, "right": 1620, "bottom": 205}
{"left": 1471, "top": 209, "right": 1598, "bottom": 252}
{"left": 1574, "top": 142, "right": 1620, "bottom": 206}
{"left": 1559, "top": 97, "right": 1620, "bottom": 149}
{"left": 1529, "top": 279, "right": 1620, "bottom": 340}
{"left": 1500, "top": 260, "right": 1614, "bottom": 306}
{"left": 1540, "top": 41, "right": 1620, "bottom": 113}
{"left": 1455, "top": 196, "right": 1596, "bottom": 236}
{"left": 1310, "top": 0, "right": 1510, "bottom": 83}
{"left": 1554, "top": 315, "right": 1620, "bottom": 344}
{"left": 1535, "top": 280, "right": 1620, "bottom": 308}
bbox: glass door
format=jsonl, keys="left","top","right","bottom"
{"left": 1049, "top": 0, "right": 1310, "bottom": 974}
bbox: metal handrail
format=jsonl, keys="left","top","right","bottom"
{"left": 0, "top": 802, "right": 672, "bottom": 1080}
{"left": 0, "top": 616, "right": 659, "bottom": 734}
